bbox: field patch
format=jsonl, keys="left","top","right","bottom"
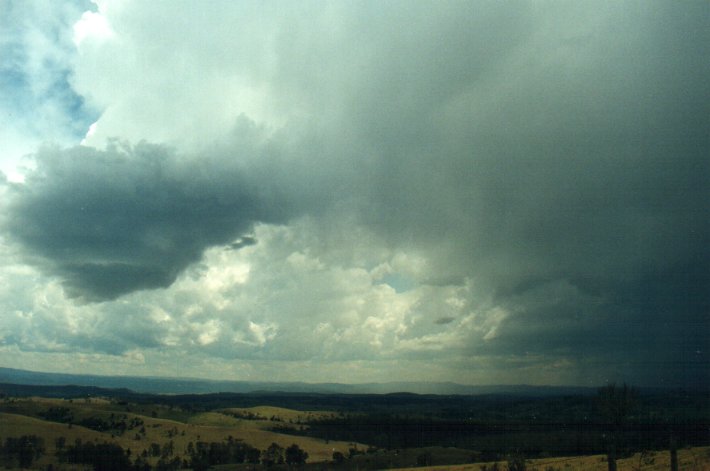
{"left": 220, "top": 406, "right": 336, "bottom": 424}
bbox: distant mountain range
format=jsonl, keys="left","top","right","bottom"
{"left": 0, "top": 366, "right": 599, "bottom": 396}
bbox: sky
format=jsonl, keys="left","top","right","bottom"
{"left": 0, "top": 0, "right": 708, "bottom": 388}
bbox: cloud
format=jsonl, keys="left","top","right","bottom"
{"left": 229, "top": 236, "right": 257, "bottom": 250}
{"left": 0, "top": 0, "right": 708, "bottom": 386}
{"left": 0, "top": 0, "right": 99, "bottom": 179}
{"left": 434, "top": 317, "right": 456, "bottom": 326}
{"left": 3, "top": 138, "right": 293, "bottom": 301}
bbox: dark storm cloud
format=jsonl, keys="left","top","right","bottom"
{"left": 3, "top": 140, "right": 290, "bottom": 301}
{"left": 2, "top": 0, "right": 708, "bottom": 385}
{"left": 323, "top": 1, "right": 709, "bottom": 382}
{"left": 229, "top": 236, "right": 257, "bottom": 250}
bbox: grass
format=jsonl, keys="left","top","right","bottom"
{"left": 219, "top": 405, "right": 337, "bottom": 423}
{"left": 3, "top": 395, "right": 709, "bottom": 470}
{"left": 0, "top": 396, "right": 361, "bottom": 467}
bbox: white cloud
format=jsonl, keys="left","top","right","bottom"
{"left": 73, "top": 9, "right": 113, "bottom": 46}
{"left": 0, "top": 216, "right": 498, "bottom": 381}
{"left": 0, "top": 0, "right": 707, "bottom": 387}
{"left": 72, "top": 1, "right": 290, "bottom": 149}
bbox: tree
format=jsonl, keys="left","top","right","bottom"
{"left": 149, "top": 442, "right": 161, "bottom": 457}
{"left": 332, "top": 451, "right": 345, "bottom": 463}
{"left": 60, "top": 441, "right": 131, "bottom": 471}
{"left": 597, "top": 383, "right": 637, "bottom": 471}
{"left": 133, "top": 455, "right": 151, "bottom": 471}
{"left": 669, "top": 435, "right": 678, "bottom": 471}
{"left": 156, "top": 456, "right": 181, "bottom": 471}
{"left": 285, "top": 443, "right": 308, "bottom": 466}
{"left": 245, "top": 446, "right": 261, "bottom": 464}
{"left": 506, "top": 452, "right": 526, "bottom": 471}
{"left": 416, "top": 452, "right": 432, "bottom": 466}
{"left": 2, "top": 435, "right": 45, "bottom": 468}
{"left": 91, "top": 443, "right": 133, "bottom": 471}
{"left": 261, "top": 442, "right": 284, "bottom": 467}
{"left": 55, "top": 436, "right": 66, "bottom": 451}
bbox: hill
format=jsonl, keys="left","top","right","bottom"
{"left": 0, "top": 366, "right": 598, "bottom": 396}
{"left": 0, "top": 395, "right": 359, "bottom": 469}
{"left": 0, "top": 380, "right": 708, "bottom": 470}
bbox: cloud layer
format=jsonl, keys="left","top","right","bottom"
{"left": 1, "top": 0, "right": 708, "bottom": 386}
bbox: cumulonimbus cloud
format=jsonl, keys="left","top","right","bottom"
{"left": 1, "top": 0, "right": 708, "bottom": 385}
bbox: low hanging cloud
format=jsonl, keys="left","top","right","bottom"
{"left": 2, "top": 138, "right": 295, "bottom": 301}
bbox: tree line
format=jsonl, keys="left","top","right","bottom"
{"left": 1, "top": 435, "right": 311, "bottom": 470}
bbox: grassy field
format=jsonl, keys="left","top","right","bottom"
{"left": 219, "top": 406, "right": 337, "bottom": 424}
{"left": 2, "top": 395, "right": 709, "bottom": 470}
{"left": 0, "top": 396, "right": 361, "bottom": 469}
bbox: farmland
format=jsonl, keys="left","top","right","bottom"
{"left": 0, "top": 384, "right": 708, "bottom": 470}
